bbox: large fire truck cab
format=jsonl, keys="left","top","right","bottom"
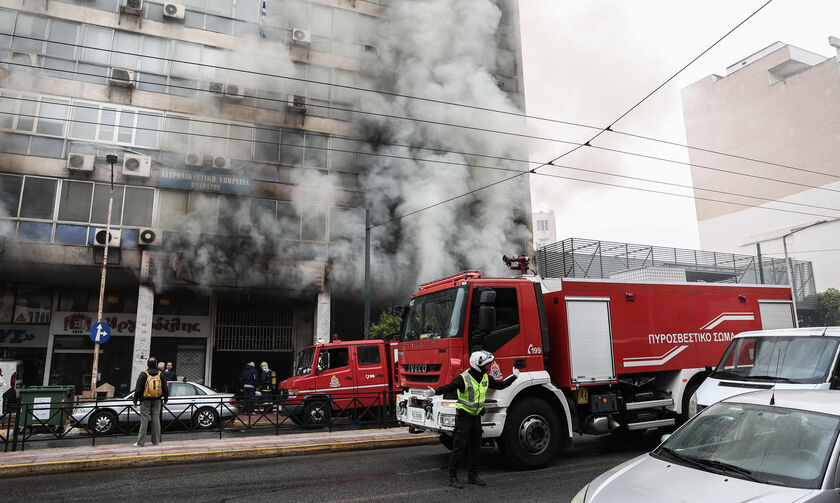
{"left": 396, "top": 271, "right": 794, "bottom": 469}
{"left": 277, "top": 338, "right": 398, "bottom": 426}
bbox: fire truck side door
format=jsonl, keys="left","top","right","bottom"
{"left": 315, "top": 347, "right": 353, "bottom": 394}
{"left": 355, "top": 344, "right": 389, "bottom": 395}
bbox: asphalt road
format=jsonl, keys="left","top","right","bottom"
{"left": 1, "top": 432, "right": 662, "bottom": 502}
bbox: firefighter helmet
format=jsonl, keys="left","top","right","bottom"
{"left": 469, "top": 350, "right": 494, "bottom": 371}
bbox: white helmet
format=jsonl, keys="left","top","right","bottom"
{"left": 469, "top": 350, "right": 494, "bottom": 371}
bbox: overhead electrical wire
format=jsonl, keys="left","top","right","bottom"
{"left": 6, "top": 85, "right": 837, "bottom": 197}
{"left": 369, "top": 0, "right": 777, "bottom": 228}
{"left": 7, "top": 28, "right": 839, "bottom": 183}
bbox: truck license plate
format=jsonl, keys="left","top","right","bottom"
{"left": 410, "top": 409, "right": 423, "bottom": 421}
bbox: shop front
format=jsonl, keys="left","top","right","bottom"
{"left": 48, "top": 311, "right": 211, "bottom": 397}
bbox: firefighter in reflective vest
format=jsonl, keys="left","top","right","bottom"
{"left": 424, "top": 350, "right": 520, "bottom": 489}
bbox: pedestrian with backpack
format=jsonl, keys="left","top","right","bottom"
{"left": 132, "top": 356, "right": 169, "bottom": 446}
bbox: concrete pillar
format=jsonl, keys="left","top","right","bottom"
{"left": 315, "top": 281, "right": 330, "bottom": 344}
{"left": 131, "top": 284, "right": 154, "bottom": 379}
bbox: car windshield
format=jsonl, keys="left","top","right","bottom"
{"left": 295, "top": 347, "right": 315, "bottom": 376}
{"left": 712, "top": 336, "right": 840, "bottom": 384}
{"left": 654, "top": 402, "right": 840, "bottom": 489}
{"left": 401, "top": 287, "right": 467, "bottom": 342}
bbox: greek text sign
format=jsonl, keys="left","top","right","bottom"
{"left": 0, "top": 325, "right": 50, "bottom": 348}
{"left": 158, "top": 168, "right": 251, "bottom": 195}
{"left": 51, "top": 312, "right": 209, "bottom": 338}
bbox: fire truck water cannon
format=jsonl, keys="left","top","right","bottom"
{"left": 502, "top": 254, "right": 530, "bottom": 274}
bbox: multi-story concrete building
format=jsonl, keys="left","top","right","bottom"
{"left": 0, "top": 0, "right": 529, "bottom": 395}
{"left": 532, "top": 210, "right": 555, "bottom": 251}
{"left": 681, "top": 41, "right": 840, "bottom": 299}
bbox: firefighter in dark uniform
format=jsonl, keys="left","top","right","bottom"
{"left": 424, "top": 350, "right": 519, "bottom": 488}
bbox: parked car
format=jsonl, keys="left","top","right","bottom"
{"left": 694, "top": 327, "right": 840, "bottom": 415}
{"left": 572, "top": 389, "right": 840, "bottom": 502}
{"left": 71, "top": 381, "right": 238, "bottom": 435}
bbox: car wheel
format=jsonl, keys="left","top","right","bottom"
{"left": 193, "top": 407, "right": 219, "bottom": 429}
{"left": 88, "top": 410, "right": 118, "bottom": 435}
{"left": 303, "top": 400, "right": 331, "bottom": 427}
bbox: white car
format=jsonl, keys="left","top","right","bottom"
{"left": 695, "top": 327, "right": 840, "bottom": 414}
{"left": 573, "top": 389, "right": 840, "bottom": 502}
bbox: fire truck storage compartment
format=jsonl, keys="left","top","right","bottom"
{"left": 758, "top": 300, "right": 795, "bottom": 330}
{"left": 566, "top": 297, "right": 615, "bottom": 384}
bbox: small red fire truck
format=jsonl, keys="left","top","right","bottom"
{"left": 277, "top": 338, "right": 399, "bottom": 425}
{"left": 395, "top": 264, "right": 795, "bottom": 468}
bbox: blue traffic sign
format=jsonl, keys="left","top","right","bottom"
{"left": 90, "top": 322, "right": 111, "bottom": 344}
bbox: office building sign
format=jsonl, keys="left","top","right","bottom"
{"left": 51, "top": 312, "right": 209, "bottom": 338}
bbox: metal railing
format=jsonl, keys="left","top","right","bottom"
{"left": 1, "top": 390, "right": 397, "bottom": 452}
{"left": 535, "top": 237, "right": 818, "bottom": 308}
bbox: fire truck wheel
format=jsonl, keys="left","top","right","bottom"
{"left": 439, "top": 434, "right": 454, "bottom": 450}
{"left": 304, "top": 400, "right": 331, "bottom": 426}
{"left": 502, "top": 397, "right": 561, "bottom": 470}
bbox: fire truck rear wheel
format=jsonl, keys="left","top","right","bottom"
{"left": 304, "top": 400, "right": 331, "bottom": 426}
{"left": 502, "top": 397, "right": 561, "bottom": 470}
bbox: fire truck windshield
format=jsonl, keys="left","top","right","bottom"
{"left": 401, "top": 286, "right": 467, "bottom": 342}
{"left": 295, "top": 347, "right": 316, "bottom": 376}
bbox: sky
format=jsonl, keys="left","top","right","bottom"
{"left": 519, "top": 0, "right": 840, "bottom": 250}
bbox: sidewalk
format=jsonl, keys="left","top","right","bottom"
{"left": 0, "top": 428, "right": 439, "bottom": 478}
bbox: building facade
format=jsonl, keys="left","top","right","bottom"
{"left": 0, "top": 0, "right": 529, "bottom": 396}
{"left": 681, "top": 41, "right": 840, "bottom": 295}
{"left": 532, "top": 209, "right": 556, "bottom": 251}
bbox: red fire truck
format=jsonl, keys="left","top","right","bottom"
{"left": 395, "top": 267, "right": 795, "bottom": 469}
{"left": 277, "top": 338, "right": 399, "bottom": 425}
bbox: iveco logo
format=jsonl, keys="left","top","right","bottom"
{"left": 405, "top": 364, "right": 428, "bottom": 373}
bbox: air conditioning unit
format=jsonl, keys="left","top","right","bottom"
{"left": 185, "top": 152, "right": 203, "bottom": 167}
{"left": 67, "top": 153, "right": 95, "bottom": 172}
{"left": 287, "top": 94, "right": 306, "bottom": 112}
{"left": 208, "top": 81, "right": 225, "bottom": 94}
{"left": 109, "top": 67, "right": 135, "bottom": 88}
{"left": 212, "top": 156, "right": 230, "bottom": 169}
{"left": 162, "top": 2, "right": 185, "bottom": 20}
{"left": 93, "top": 228, "right": 122, "bottom": 248}
{"left": 138, "top": 227, "right": 162, "bottom": 246}
{"left": 121, "top": 0, "right": 143, "bottom": 15}
{"left": 9, "top": 50, "right": 38, "bottom": 69}
{"left": 238, "top": 222, "right": 258, "bottom": 236}
{"left": 121, "top": 154, "right": 152, "bottom": 177}
{"left": 291, "top": 28, "right": 311, "bottom": 45}
{"left": 225, "top": 83, "right": 244, "bottom": 99}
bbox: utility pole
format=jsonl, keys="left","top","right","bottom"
{"left": 363, "top": 209, "right": 371, "bottom": 338}
{"left": 781, "top": 219, "right": 831, "bottom": 328}
{"left": 90, "top": 154, "right": 117, "bottom": 397}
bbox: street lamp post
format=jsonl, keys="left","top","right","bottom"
{"left": 90, "top": 154, "right": 117, "bottom": 398}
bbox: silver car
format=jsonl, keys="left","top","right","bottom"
{"left": 71, "top": 381, "right": 238, "bottom": 435}
{"left": 573, "top": 390, "right": 840, "bottom": 502}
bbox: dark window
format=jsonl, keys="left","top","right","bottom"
{"left": 468, "top": 287, "right": 519, "bottom": 339}
{"left": 357, "top": 346, "right": 381, "bottom": 365}
{"left": 327, "top": 347, "right": 349, "bottom": 370}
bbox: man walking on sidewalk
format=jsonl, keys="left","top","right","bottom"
{"left": 133, "top": 356, "right": 169, "bottom": 446}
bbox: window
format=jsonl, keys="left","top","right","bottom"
{"left": 13, "top": 283, "right": 53, "bottom": 324}
{"left": 58, "top": 181, "right": 93, "bottom": 222}
{"left": 536, "top": 219, "right": 549, "bottom": 231}
{"left": 327, "top": 347, "right": 349, "bottom": 370}
{"left": 0, "top": 174, "right": 22, "bottom": 217}
{"left": 19, "top": 177, "right": 56, "bottom": 219}
{"left": 468, "top": 287, "right": 520, "bottom": 339}
{"left": 357, "top": 346, "right": 381, "bottom": 365}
